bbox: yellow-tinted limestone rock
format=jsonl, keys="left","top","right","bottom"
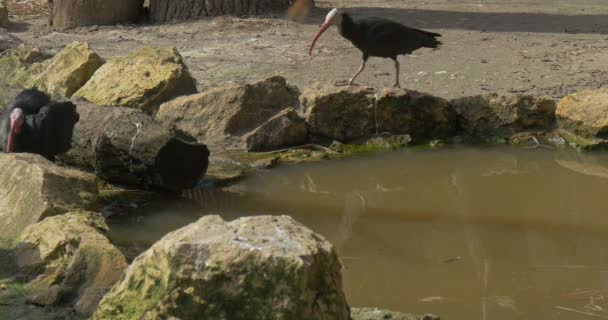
{"left": 74, "top": 46, "right": 197, "bottom": 111}
{"left": 30, "top": 41, "right": 104, "bottom": 97}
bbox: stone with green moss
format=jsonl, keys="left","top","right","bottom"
{"left": 28, "top": 41, "right": 104, "bottom": 97}
{"left": 73, "top": 46, "right": 197, "bottom": 112}
{"left": 15, "top": 211, "right": 127, "bottom": 316}
{"left": 0, "top": 45, "right": 51, "bottom": 90}
{"left": 452, "top": 93, "right": 556, "bottom": 142}
{"left": 93, "top": 215, "right": 350, "bottom": 320}
{"left": 0, "top": 153, "right": 98, "bottom": 240}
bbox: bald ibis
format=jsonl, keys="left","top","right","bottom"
{"left": 0, "top": 89, "right": 80, "bottom": 161}
{"left": 309, "top": 8, "right": 442, "bottom": 88}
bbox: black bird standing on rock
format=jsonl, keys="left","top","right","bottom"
{"left": 309, "top": 8, "right": 442, "bottom": 88}
{"left": 0, "top": 89, "right": 79, "bottom": 161}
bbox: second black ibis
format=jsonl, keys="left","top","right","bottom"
{"left": 309, "top": 8, "right": 442, "bottom": 88}
{"left": 0, "top": 89, "right": 80, "bottom": 161}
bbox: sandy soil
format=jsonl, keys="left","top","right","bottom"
{"left": 5, "top": 1, "right": 608, "bottom": 100}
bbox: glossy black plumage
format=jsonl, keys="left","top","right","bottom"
{"left": 340, "top": 13, "right": 442, "bottom": 59}
{"left": 0, "top": 89, "right": 79, "bottom": 160}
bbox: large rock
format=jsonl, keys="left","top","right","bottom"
{"left": 156, "top": 76, "right": 300, "bottom": 150}
{"left": 0, "top": 153, "right": 98, "bottom": 240}
{"left": 453, "top": 93, "right": 556, "bottom": 140}
{"left": 556, "top": 88, "right": 608, "bottom": 147}
{"left": 74, "top": 46, "right": 197, "bottom": 112}
{"left": 244, "top": 107, "right": 307, "bottom": 151}
{"left": 16, "top": 211, "right": 128, "bottom": 316}
{"left": 301, "top": 86, "right": 375, "bottom": 142}
{"left": 58, "top": 102, "right": 210, "bottom": 192}
{"left": 30, "top": 42, "right": 104, "bottom": 97}
{"left": 93, "top": 215, "right": 350, "bottom": 320}
{"left": 0, "top": 29, "right": 20, "bottom": 53}
{"left": 0, "top": 45, "right": 50, "bottom": 88}
{"left": 0, "top": 2, "right": 8, "bottom": 29}
{"left": 376, "top": 88, "right": 457, "bottom": 141}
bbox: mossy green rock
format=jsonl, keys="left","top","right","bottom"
{"left": 0, "top": 45, "right": 50, "bottom": 89}
{"left": 93, "top": 215, "right": 350, "bottom": 320}
{"left": 453, "top": 93, "right": 556, "bottom": 141}
{"left": 556, "top": 88, "right": 608, "bottom": 148}
{"left": 351, "top": 307, "right": 424, "bottom": 320}
{"left": 16, "top": 211, "right": 128, "bottom": 316}
{"left": 301, "top": 85, "right": 375, "bottom": 142}
{"left": 29, "top": 41, "right": 104, "bottom": 97}
{"left": 0, "top": 153, "right": 98, "bottom": 240}
{"left": 74, "top": 46, "right": 197, "bottom": 112}
{"left": 376, "top": 88, "right": 456, "bottom": 142}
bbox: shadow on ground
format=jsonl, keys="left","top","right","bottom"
{"left": 303, "top": 6, "right": 608, "bottom": 34}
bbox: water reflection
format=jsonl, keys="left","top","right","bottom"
{"left": 108, "top": 146, "right": 608, "bottom": 320}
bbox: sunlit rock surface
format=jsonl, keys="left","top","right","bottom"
{"left": 93, "top": 215, "right": 350, "bottom": 320}
{"left": 74, "top": 46, "right": 196, "bottom": 112}
{"left": 0, "top": 153, "right": 97, "bottom": 240}
{"left": 15, "top": 211, "right": 127, "bottom": 316}
{"left": 156, "top": 76, "right": 300, "bottom": 151}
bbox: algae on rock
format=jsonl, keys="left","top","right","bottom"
{"left": 16, "top": 211, "right": 127, "bottom": 316}
{"left": 93, "top": 215, "right": 350, "bottom": 320}
{"left": 556, "top": 88, "right": 608, "bottom": 148}
{"left": 29, "top": 41, "right": 104, "bottom": 97}
{"left": 0, "top": 153, "right": 98, "bottom": 240}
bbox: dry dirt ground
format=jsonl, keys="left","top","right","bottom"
{"left": 5, "top": 0, "right": 608, "bottom": 100}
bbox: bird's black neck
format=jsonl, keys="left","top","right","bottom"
{"left": 340, "top": 13, "right": 360, "bottom": 42}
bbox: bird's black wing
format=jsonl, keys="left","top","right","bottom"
{"left": 360, "top": 17, "right": 442, "bottom": 56}
{"left": 27, "top": 101, "right": 79, "bottom": 160}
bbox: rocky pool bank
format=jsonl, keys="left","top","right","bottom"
{"left": 1, "top": 38, "right": 608, "bottom": 318}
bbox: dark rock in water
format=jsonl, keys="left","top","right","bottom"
{"left": 15, "top": 211, "right": 127, "bottom": 316}
{"left": 301, "top": 85, "right": 375, "bottom": 142}
{"left": 244, "top": 107, "right": 308, "bottom": 151}
{"left": 156, "top": 76, "right": 300, "bottom": 152}
{"left": 452, "top": 93, "right": 556, "bottom": 141}
{"left": 58, "top": 101, "right": 209, "bottom": 191}
{"left": 0, "top": 153, "right": 98, "bottom": 240}
{"left": 93, "top": 215, "right": 350, "bottom": 320}
{"left": 556, "top": 88, "right": 608, "bottom": 148}
{"left": 350, "top": 307, "right": 423, "bottom": 320}
{"left": 376, "top": 88, "right": 457, "bottom": 142}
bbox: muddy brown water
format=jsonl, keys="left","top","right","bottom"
{"left": 108, "top": 146, "right": 608, "bottom": 320}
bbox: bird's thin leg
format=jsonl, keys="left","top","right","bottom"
{"left": 348, "top": 55, "right": 368, "bottom": 86}
{"left": 393, "top": 58, "right": 400, "bottom": 88}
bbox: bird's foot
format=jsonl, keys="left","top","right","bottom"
{"left": 334, "top": 80, "right": 349, "bottom": 87}
{"left": 347, "top": 80, "right": 360, "bottom": 87}
{"left": 393, "top": 83, "right": 401, "bottom": 88}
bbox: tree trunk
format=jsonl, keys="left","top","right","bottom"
{"left": 58, "top": 102, "right": 209, "bottom": 192}
{"left": 48, "top": 0, "right": 143, "bottom": 29}
{"left": 148, "top": 0, "right": 291, "bottom": 23}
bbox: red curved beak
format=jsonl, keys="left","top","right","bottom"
{"left": 309, "top": 22, "right": 331, "bottom": 56}
{"left": 6, "top": 118, "right": 21, "bottom": 153}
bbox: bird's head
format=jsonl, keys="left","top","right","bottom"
{"left": 6, "top": 108, "right": 24, "bottom": 153}
{"left": 309, "top": 8, "right": 343, "bottom": 55}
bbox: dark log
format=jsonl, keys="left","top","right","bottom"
{"left": 58, "top": 102, "right": 209, "bottom": 192}
{"left": 148, "top": 0, "right": 291, "bottom": 23}
{"left": 48, "top": 0, "right": 143, "bottom": 29}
